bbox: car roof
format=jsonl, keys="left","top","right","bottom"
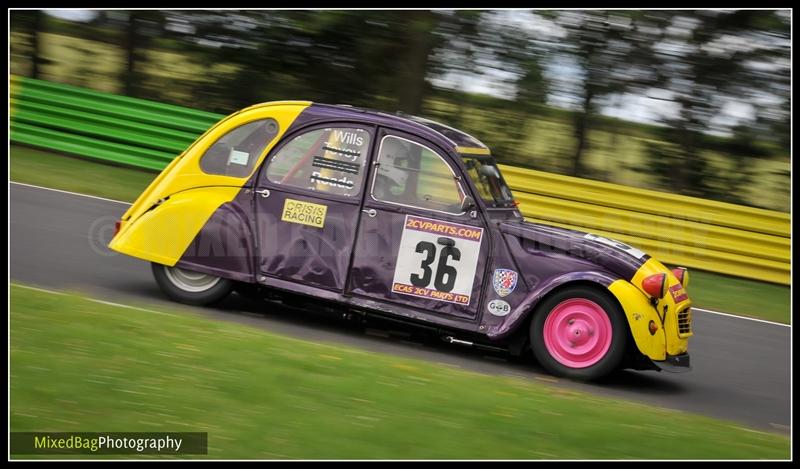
{"left": 294, "top": 103, "right": 492, "bottom": 156}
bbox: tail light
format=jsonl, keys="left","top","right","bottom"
{"left": 672, "top": 267, "right": 689, "bottom": 288}
{"left": 642, "top": 273, "right": 667, "bottom": 299}
{"left": 114, "top": 220, "right": 121, "bottom": 236}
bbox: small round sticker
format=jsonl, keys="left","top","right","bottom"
{"left": 487, "top": 299, "right": 512, "bottom": 317}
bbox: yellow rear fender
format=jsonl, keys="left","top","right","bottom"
{"left": 109, "top": 186, "right": 242, "bottom": 266}
{"left": 109, "top": 101, "right": 311, "bottom": 264}
{"left": 117, "top": 102, "right": 311, "bottom": 230}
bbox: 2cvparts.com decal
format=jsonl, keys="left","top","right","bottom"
{"left": 391, "top": 215, "right": 483, "bottom": 306}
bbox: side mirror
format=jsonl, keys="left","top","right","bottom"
{"left": 460, "top": 195, "right": 476, "bottom": 212}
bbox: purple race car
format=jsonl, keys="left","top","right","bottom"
{"left": 110, "top": 101, "right": 692, "bottom": 380}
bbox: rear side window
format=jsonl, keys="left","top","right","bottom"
{"left": 371, "top": 135, "right": 465, "bottom": 214}
{"left": 199, "top": 119, "right": 279, "bottom": 177}
{"left": 264, "top": 127, "right": 371, "bottom": 197}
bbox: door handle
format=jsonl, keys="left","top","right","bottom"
{"left": 437, "top": 237, "right": 455, "bottom": 247}
{"left": 362, "top": 208, "right": 377, "bottom": 218}
{"left": 255, "top": 189, "right": 270, "bottom": 198}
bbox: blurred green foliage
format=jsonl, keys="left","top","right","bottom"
{"left": 9, "top": 10, "right": 790, "bottom": 211}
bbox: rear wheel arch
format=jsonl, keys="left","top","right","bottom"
{"left": 151, "top": 262, "right": 233, "bottom": 306}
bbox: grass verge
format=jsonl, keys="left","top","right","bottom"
{"left": 10, "top": 144, "right": 157, "bottom": 203}
{"left": 10, "top": 285, "right": 790, "bottom": 459}
{"left": 9, "top": 144, "right": 790, "bottom": 324}
{"left": 687, "top": 270, "right": 790, "bottom": 324}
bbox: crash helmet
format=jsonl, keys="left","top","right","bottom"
{"left": 376, "top": 137, "right": 412, "bottom": 194}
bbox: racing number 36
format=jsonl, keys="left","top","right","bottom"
{"left": 391, "top": 214, "right": 483, "bottom": 306}
{"left": 410, "top": 239, "right": 460, "bottom": 292}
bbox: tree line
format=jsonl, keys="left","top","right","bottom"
{"left": 10, "top": 10, "right": 791, "bottom": 209}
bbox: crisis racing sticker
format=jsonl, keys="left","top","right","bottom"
{"left": 391, "top": 215, "right": 483, "bottom": 306}
{"left": 492, "top": 269, "right": 518, "bottom": 297}
{"left": 280, "top": 198, "right": 328, "bottom": 228}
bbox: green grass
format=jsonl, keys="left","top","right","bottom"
{"left": 686, "top": 270, "right": 790, "bottom": 324}
{"left": 10, "top": 285, "right": 790, "bottom": 459}
{"left": 10, "top": 145, "right": 157, "bottom": 203}
{"left": 10, "top": 144, "right": 789, "bottom": 323}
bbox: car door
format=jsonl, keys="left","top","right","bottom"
{"left": 254, "top": 124, "right": 374, "bottom": 291}
{"left": 347, "top": 129, "right": 489, "bottom": 320}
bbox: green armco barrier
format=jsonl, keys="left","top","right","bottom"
{"left": 9, "top": 75, "right": 790, "bottom": 284}
{"left": 10, "top": 75, "right": 224, "bottom": 169}
{"left": 500, "top": 166, "right": 790, "bottom": 284}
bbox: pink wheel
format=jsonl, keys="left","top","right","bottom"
{"left": 542, "top": 298, "right": 612, "bottom": 368}
{"left": 531, "top": 286, "right": 627, "bottom": 380}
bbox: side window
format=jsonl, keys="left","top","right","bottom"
{"left": 372, "top": 136, "right": 465, "bottom": 214}
{"left": 199, "top": 119, "right": 279, "bottom": 177}
{"left": 265, "top": 127, "right": 370, "bottom": 197}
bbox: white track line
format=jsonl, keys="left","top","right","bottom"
{"left": 11, "top": 284, "right": 177, "bottom": 317}
{"left": 11, "top": 284, "right": 66, "bottom": 296}
{"left": 693, "top": 307, "right": 790, "bottom": 328}
{"left": 10, "top": 182, "right": 791, "bottom": 329}
{"left": 10, "top": 181, "right": 131, "bottom": 205}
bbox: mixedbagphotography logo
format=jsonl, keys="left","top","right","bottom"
{"left": 10, "top": 432, "right": 208, "bottom": 455}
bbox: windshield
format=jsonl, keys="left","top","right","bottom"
{"left": 462, "top": 156, "right": 515, "bottom": 208}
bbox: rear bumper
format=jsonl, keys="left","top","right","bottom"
{"left": 651, "top": 353, "right": 691, "bottom": 373}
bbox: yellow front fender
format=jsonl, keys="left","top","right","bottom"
{"left": 608, "top": 257, "right": 692, "bottom": 361}
{"left": 608, "top": 279, "right": 666, "bottom": 360}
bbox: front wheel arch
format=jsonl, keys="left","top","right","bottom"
{"left": 529, "top": 282, "right": 630, "bottom": 381}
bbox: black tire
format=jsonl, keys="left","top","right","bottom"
{"left": 530, "top": 285, "right": 627, "bottom": 381}
{"left": 151, "top": 263, "right": 233, "bottom": 306}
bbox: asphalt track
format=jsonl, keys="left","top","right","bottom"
{"left": 9, "top": 182, "right": 791, "bottom": 434}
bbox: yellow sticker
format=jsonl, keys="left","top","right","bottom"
{"left": 281, "top": 198, "right": 327, "bottom": 228}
